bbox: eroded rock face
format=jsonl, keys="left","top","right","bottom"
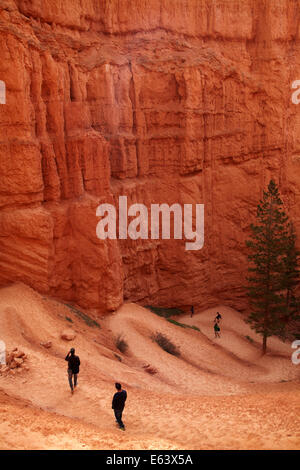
{"left": 0, "top": 1, "right": 300, "bottom": 313}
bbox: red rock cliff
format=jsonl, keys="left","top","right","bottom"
{"left": 0, "top": 0, "right": 300, "bottom": 313}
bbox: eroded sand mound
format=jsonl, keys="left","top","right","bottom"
{"left": 0, "top": 283, "right": 299, "bottom": 450}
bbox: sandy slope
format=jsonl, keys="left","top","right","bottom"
{"left": 0, "top": 283, "right": 299, "bottom": 450}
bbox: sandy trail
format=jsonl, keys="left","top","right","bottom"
{"left": 0, "top": 284, "right": 299, "bottom": 449}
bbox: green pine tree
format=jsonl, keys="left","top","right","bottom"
{"left": 245, "top": 180, "right": 289, "bottom": 354}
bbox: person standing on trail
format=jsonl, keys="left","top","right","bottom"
{"left": 215, "top": 312, "right": 222, "bottom": 323}
{"left": 214, "top": 320, "right": 221, "bottom": 338}
{"left": 65, "top": 348, "right": 80, "bottom": 394}
{"left": 190, "top": 305, "right": 194, "bottom": 318}
{"left": 112, "top": 382, "right": 127, "bottom": 430}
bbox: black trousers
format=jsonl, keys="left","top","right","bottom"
{"left": 114, "top": 409, "right": 125, "bottom": 428}
{"left": 68, "top": 369, "right": 78, "bottom": 391}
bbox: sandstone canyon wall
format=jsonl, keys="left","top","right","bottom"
{"left": 0, "top": 0, "right": 300, "bottom": 314}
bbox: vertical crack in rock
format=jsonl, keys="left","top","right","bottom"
{"left": 128, "top": 60, "right": 141, "bottom": 177}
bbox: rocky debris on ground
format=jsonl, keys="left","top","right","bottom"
{"left": 40, "top": 341, "right": 52, "bottom": 349}
{"left": 0, "top": 348, "right": 29, "bottom": 375}
{"left": 61, "top": 329, "right": 76, "bottom": 341}
{"left": 143, "top": 363, "right": 158, "bottom": 375}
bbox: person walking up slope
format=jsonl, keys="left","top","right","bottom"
{"left": 112, "top": 382, "right": 127, "bottom": 430}
{"left": 214, "top": 320, "right": 221, "bottom": 338}
{"left": 65, "top": 348, "right": 80, "bottom": 394}
{"left": 215, "top": 312, "right": 222, "bottom": 323}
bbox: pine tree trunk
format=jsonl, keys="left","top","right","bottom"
{"left": 262, "top": 334, "right": 267, "bottom": 354}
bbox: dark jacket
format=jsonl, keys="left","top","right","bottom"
{"left": 112, "top": 390, "right": 127, "bottom": 411}
{"left": 65, "top": 353, "right": 80, "bottom": 374}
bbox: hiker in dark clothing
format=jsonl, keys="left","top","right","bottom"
{"left": 215, "top": 312, "right": 222, "bottom": 323}
{"left": 65, "top": 348, "right": 80, "bottom": 394}
{"left": 214, "top": 321, "right": 221, "bottom": 338}
{"left": 190, "top": 305, "right": 194, "bottom": 318}
{"left": 112, "top": 382, "right": 127, "bottom": 430}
